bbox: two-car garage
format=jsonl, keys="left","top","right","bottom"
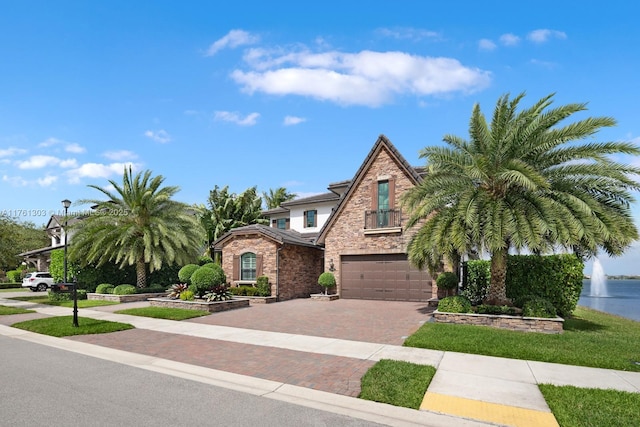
{"left": 340, "top": 254, "right": 433, "bottom": 302}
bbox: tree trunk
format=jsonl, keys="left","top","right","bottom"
{"left": 136, "top": 258, "right": 147, "bottom": 288}
{"left": 485, "top": 248, "right": 511, "bottom": 305}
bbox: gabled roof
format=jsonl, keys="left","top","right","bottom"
{"left": 315, "top": 134, "right": 423, "bottom": 245}
{"left": 46, "top": 215, "right": 84, "bottom": 230}
{"left": 212, "top": 224, "right": 321, "bottom": 250}
{"left": 281, "top": 192, "right": 339, "bottom": 207}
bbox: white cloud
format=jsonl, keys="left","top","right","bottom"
{"left": 231, "top": 49, "right": 491, "bottom": 107}
{"left": 103, "top": 150, "right": 138, "bottom": 161}
{"left": 0, "top": 147, "right": 27, "bottom": 158}
{"left": 500, "top": 33, "right": 520, "bottom": 46}
{"left": 376, "top": 27, "right": 441, "bottom": 41}
{"left": 527, "top": 29, "right": 567, "bottom": 43}
{"left": 65, "top": 143, "right": 86, "bottom": 153}
{"left": 2, "top": 174, "right": 28, "bottom": 186}
{"left": 66, "top": 162, "right": 138, "bottom": 184}
{"left": 37, "top": 175, "right": 58, "bottom": 187}
{"left": 144, "top": 129, "right": 171, "bottom": 143}
{"left": 478, "top": 39, "right": 497, "bottom": 51}
{"left": 205, "top": 29, "right": 259, "bottom": 56}
{"left": 38, "top": 137, "right": 62, "bottom": 147}
{"left": 214, "top": 111, "right": 260, "bottom": 126}
{"left": 18, "top": 155, "right": 77, "bottom": 170}
{"left": 283, "top": 116, "right": 306, "bottom": 126}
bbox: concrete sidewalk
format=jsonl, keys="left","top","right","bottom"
{"left": 2, "top": 297, "right": 639, "bottom": 427}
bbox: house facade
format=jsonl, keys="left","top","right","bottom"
{"left": 19, "top": 215, "right": 80, "bottom": 271}
{"left": 213, "top": 135, "right": 438, "bottom": 302}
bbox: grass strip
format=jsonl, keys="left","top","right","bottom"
{"left": 10, "top": 296, "right": 118, "bottom": 308}
{"left": 404, "top": 307, "right": 640, "bottom": 372}
{"left": 12, "top": 316, "right": 134, "bottom": 337}
{"left": 114, "top": 306, "right": 209, "bottom": 320}
{"left": 0, "top": 305, "right": 35, "bottom": 315}
{"left": 359, "top": 359, "right": 436, "bottom": 409}
{"left": 539, "top": 384, "right": 640, "bottom": 427}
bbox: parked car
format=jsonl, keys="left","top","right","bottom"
{"left": 21, "top": 272, "right": 55, "bottom": 292}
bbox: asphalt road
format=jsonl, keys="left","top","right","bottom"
{"left": 0, "top": 335, "right": 383, "bottom": 427}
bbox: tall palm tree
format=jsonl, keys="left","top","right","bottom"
{"left": 263, "top": 187, "right": 296, "bottom": 209}
{"left": 69, "top": 167, "right": 205, "bottom": 288}
{"left": 403, "top": 92, "right": 640, "bottom": 305}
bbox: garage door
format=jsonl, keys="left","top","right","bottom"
{"left": 340, "top": 254, "right": 433, "bottom": 301}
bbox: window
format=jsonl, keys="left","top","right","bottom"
{"left": 304, "top": 210, "right": 317, "bottom": 228}
{"left": 377, "top": 180, "right": 389, "bottom": 227}
{"left": 241, "top": 252, "right": 256, "bottom": 280}
{"left": 273, "top": 218, "right": 289, "bottom": 229}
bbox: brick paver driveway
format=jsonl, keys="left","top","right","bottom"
{"left": 188, "top": 298, "right": 434, "bottom": 345}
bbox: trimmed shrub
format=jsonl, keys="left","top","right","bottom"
{"left": 200, "top": 262, "right": 218, "bottom": 270}
{"left": 461, "top": 260, "right": 490, "bottom": 305}
{"left": 474, "top": 304, "right": 517, "bottom": 315}
{"left": 436, "top": 272, "right": 459, "bottom": 296}
{"left": 318, "top": 272, "right": 336, "bottom": 295}
{"left": 437, "top": 295, "right": 472, "bottom": 313}
{"left": 522, "top": 297, "right": 557, "bottom": 318}
{"left": 229, "top": 286, "right": 245, "bottom": 296}
{"left": 189, "top": 264, "right": 226, "bottom": 297}
{"left": 47, "top": 289, "right": 87, "bottom": 302}
{"left": 95, "top": 283, "right": 114, "bottom": 294}
{"left": 179, "top": 290, "right": 195, "bottom": 301}
{"left": 136, "top": 285, "right": 166, "bottom": 294}
{"left": 113, "top": 284, "right": 136, "bottom": 295}
{"left": 256, "top": 275, "right": 271, "bottom": 297}
{"left": 198, "top": 256, "right": 214, "bottom": 266}
{"left": 7, "top": 270, "right": 22, "bottom": 283}
{"left": 178, "top": 264, "right": 200, "bottom": 285}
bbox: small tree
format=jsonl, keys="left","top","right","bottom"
{"left": 318, "top": 272, "right": 336, "bottom": 295}
{"left": 436, "top": 272, "right": 459, "bottom": 297}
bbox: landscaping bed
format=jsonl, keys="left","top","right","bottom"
{"left": 432, "top": 310, "right": 564, "bottom": 334}
{"left": 147, "top": 297, "right": 249, "bottom": 312}
{"left": 87, "top": 292, "right": 166, "bottom": 303}
{"left": 244, "top": 296, "right": 277, "bottom": 304}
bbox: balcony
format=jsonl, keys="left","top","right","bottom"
{"left": 364, "top": 209, "right": 402, "bottom": 234}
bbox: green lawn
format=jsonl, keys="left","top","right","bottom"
{"left": 539, "top": 384, "right": 640, "bottom": 427}
{"left": 0, "top": 305, "right": 35, "bottom": 315}
{"left": 9, "top": 295, "right": 118, "bottom": 309}
{"left": 404, "top": 307, "right": 640, "bottom": 372}
{"left": 12, "top": 316, "right": 134, "bottom": 337}
{"left": 359, "top": 359, "right": 436, "bottom": 409}
{"left": 115, "top": 306, "right": 209, "bottom": 320}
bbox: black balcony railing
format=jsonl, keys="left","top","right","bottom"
{"left": 364, "top": 209, "right": 401, "bottom": 229}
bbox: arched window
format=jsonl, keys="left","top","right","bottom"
{"left": 241, "top": 252, "right": 257, "bottom": 280}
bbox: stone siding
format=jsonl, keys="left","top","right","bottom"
{"left": 433, "top": 311, "right": 564, "bottom": 334}
{"left": 277, "top": 244, "right": 324, "bottom": 300}
{"left": 323, "top": 146, "right": 428, "bottom": 295}
{"left": 148, "top": 297, "right": 249, "bottom": 312}
{"left": 221, "top": 235, "right": 278, "bottom": 295}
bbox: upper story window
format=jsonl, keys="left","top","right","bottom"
{"left": 272, "top": 218, "right": 289, "bottom": 230}
{"left": 377, "top": 181, "right": 390, "bottom": 227}
{"left": 241, "top": 252, "right": 256, "bottom": 280}
{"left": 304, "top": 210, "right": 317, "bottom": 228}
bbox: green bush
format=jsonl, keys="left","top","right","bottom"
{"left": 474, "top": 304, "right": 517, "bottom": 315}
{"left": 245, "top": 286, "right": 259, "bottom": 296}
{"left": 0, "top": 283, "right": 21, "bottom": 289}
{"left": 178, "top": 264, "right": 200, "bottom": 285}
{"left": 204, "top": 284, "right": 232, "bottom": 302}
{"left": 436, "top": 272, "right": 458, "bottom": 296}
{"left": 506, "top": 254, "right": 583, "bottom": 317}
{"left": 47, "top": 289, "right": 87, "bottom": 302}
{"left": 113, "top": 284, "right": 136, "bottom": 295}
{"left": 179, "top": 290, "right": 195, "bottom": 301}
{"left": 229, "top": 286, "right": 245, "bottom": 296}
{"left": 198, "top": 256, "right": 213, "bottom": 266}
{"left": 461, "top": 260, "right": 490, "bottom": 305}
{"left": 318, "top": 272, "right": 336, "bottom": 294}
{"left": 135, "top": 285, "right": 166, "bottom": 294}
{"left": 437, "top": 295, "right": 472, "bottom": 313}
{"left": 6, "top": 270, "right": 22, "bottom": 283}
{"left": 256, "top": 275, "right": 271, "bottom": 296}
{"left": 200, "top": 262, "right": 218, "bottom": 270}
{"left": 167, "top": 283, "right": 189, "bottom": 299}
{"left": 95, "top": 283, "right": 114, "bottom": 294}
{"left": 189, "top": 264, "right": 226, "bottom": 297}
{"left": 522, "top": 297, "right": 557, "bottom": 318}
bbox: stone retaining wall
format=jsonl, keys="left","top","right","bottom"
{"left": 433, "top": 310, "right": 564, "bottom": 334}
{"left": 87, "top": 292, "right": 166, "bottom": 303}
{"left": 148, "top": 297, "right": 249, "bottom": 312}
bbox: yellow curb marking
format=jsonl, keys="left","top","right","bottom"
{"left": 420, "top": 392, "right": 559, "bottom": 427}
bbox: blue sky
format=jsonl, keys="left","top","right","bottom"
{"left": 1, "top": 1, "right": 639, "bottom": 275}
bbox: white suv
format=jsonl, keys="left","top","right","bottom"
{"left": 22, "top": 272, "right": 55, "bottom": 292}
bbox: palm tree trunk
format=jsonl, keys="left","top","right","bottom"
{"left": 485, "top": 248, "right": 511, "bottom": 305}
{"left": 136, "top": 258, "right": 147, "bottom": 288}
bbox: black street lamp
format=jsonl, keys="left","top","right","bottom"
{"left": 61, "top": 199, "right": 78, "bottom": 327}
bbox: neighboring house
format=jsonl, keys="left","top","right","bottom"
{"left": 213, "top": 135, "right": 438, "bottom": 302}
{"left": 18, "top": 215, "right": 80, "bottom": 271}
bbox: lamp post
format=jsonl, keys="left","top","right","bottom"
{"left": 61, "top": 199, "right": 77, "bottom": 327}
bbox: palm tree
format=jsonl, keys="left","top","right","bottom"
{"left": 403, "top": 92, "right": 640, "bottom": 305}
{"left": 263, "top": 187, "right": 296, "bottom": 209}
{"left": 69, "top": 167, "right": 205, "bottom": 288}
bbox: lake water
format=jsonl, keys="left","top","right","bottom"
{"left": 579, "top": 279, "right": 640, "bottom": 322}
